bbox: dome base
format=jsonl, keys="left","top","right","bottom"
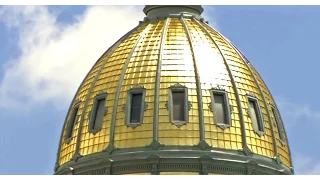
{"left": 55, "top": 145, "right": 292, "bottom": 175}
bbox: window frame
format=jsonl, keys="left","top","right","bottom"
{"left": 270, "top": 103, "right": 285, "bottom": 145}
{"left": 247, "top": 94, "right": 265, "bottom": 136}
{"left": 166, "top": 84, "right": 191, "bottom": 128}
{"left": 209, "top": 87, "right": 232, "bottom": 130}
{"left": 123, "top": 86, "right": 147, "bottom": 129}
{"left": 88, "top": 91, "right": 108, "bottom": 134}
{"left": 65, "top": 100, "right": 81, "bottom": 143}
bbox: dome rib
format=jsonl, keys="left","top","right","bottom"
{"left": 180, "top": 17, "right": 205, "bottom": 142}
{"left": 108, "top": 24, "right": 153, "bottom": 150}
{"left": 194, "top": 19, "right": 249, "bottom": 153}
{"left": 55, "top": 25, "right": 140, "bottom": 168}
{"left": 153, "top": 18, "right": 170, "bottom": 142}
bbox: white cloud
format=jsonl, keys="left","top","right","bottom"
{"left": 0, "top": 5, "right": 217, "bottom": 111}
{"left": 0, "top": 5, "right": 145, "bottom": 110}
{"left": 293, "top": 154, "right": 320, "bottom": 175}
{"left": 275, "top": 96, "right": 320, "bottom": 126}
{"left": 275, "top": 97, "right": 320, "bottom": 175}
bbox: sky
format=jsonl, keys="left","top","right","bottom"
{"left": 0, "top": 5, "right": 319, "bottom": 175}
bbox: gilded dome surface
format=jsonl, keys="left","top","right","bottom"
{"left": 54, "top": 5, "right": 293, "bottom": 175}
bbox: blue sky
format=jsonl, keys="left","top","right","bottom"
{"left": 0, "top": 5, "right": 319, "bottom": 175}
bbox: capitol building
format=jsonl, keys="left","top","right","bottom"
{"left": 53, "top": 5, "right": 293, "bottom": 175}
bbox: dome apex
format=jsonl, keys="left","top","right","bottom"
{"left": 143, "top": 5, "right": 204, "bottom": 20}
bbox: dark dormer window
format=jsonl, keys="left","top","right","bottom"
{"left": 130, "top": 93, "right": 143, "bottom": 123}
{"left": 247, "top": 96, "right": 265, "bottom": 136}
{"left": 124, "top": 86, "right": 147, "bottom": 129}
{"left": 172, "top": 91, "right": 186, "bottom": 121}
{"left": 166, "top": 84, "right": 191, "bottom": 128}
{"left": 89, "top": 92, "right": 108, "bottom": 134}
{"left": 209, "top": 88, "right": 231, "bottom": 130}
{"left": 65, "top": 102, "right": 80, "bottom": 142}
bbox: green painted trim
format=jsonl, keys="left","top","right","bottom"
{"left": 143, "top": 5, "right": 204, "bottom": 21}
{"left": 54, "top": 25, "right": 138, "bottom": 172}
{"left": 194, "top": 19, "right": 248, "bottom": 151}
{"left": 153, "top": 18, "right": 170, "bottom": 141}
{"left": 108, "top": 24, "right": 152, "bottom": 147}
{"left": 124, "top": 85, "right": 147, "bottom": 129}
{"left": 209, "top": 87, "right": 232, "bottom": 130}
{"left": 246, "top": 95, "right": 266, "bottom": 136}
{"left": 55, "top": 146, "right": 292, "bottom": 175}
{"left": 180, "top": 17, "right": 205, "bottom": 142}
{"left": 88, "top": 91, "right": 108, "bottom": 134}
{"left": 226, "top": 39, "right": 280, "bottom": 163}
{"left": 166, "top": 83, "right": 190, "bottom": 127}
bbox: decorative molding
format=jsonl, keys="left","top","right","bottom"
{"left": 199, "top": 155, "right": 212, "bottom": 175}
{"left": 273, "top": 155, "right": 282, "bottom": 165}
{"left": 55, "top": 146, "right": 293, "bottom": 175}
{"left": 212, "top": 85, "right": 225, "bottom": 91}
{"left": 198, "top": 140, "right": 211, "bottom": 150}
{"left": 171, "top": 120, "right": 187, "bottom": 128}
{"left": 147, "top": 155, "right": 160, "bottom": 175}
{"left": 168, "top": 83, "right": 185, "bottom": 89}
{"left": 240, "top": 145, "right": 254, "bottom": 156}
{"left": 246, "top": 92, "right": 257, "bottom": 98}
{"left": 70, "top": 152, "right": 82, "bottom": 162}
{"left": 148, "top": 140, "right": 163, "bottom": 150}
{"left": 216, "top": 123, "right": 231, "bottom": 130}
{"left": 103, "top": 144, "right": 116, "bottom": 154}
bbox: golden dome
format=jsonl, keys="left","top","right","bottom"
{"left": 54, "top": 5, "right": 293, "bottom": 175}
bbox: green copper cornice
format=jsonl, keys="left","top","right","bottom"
{"left": 143, "top": 5, "right": 204, "bottom": 20}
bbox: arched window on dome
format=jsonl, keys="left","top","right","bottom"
{"left": 89, "top": 91, "right": 108, "bottom": 134}
{"left": 209, "top": 87, "right": 232, "bottom": 130}
{"left": 270, "top": 103, "right": 285, "bottom": 143}
{"left": 166, "top": 84, "right": 192, "bottom": 128}
{"left": 124, "top": 86, "right": 147, "bottom": 129}
{"left": 65, "top": 101, "right": 81, "bottom": 143}
{"left": 247, "top": 94, "right": 265, "bottom": 136}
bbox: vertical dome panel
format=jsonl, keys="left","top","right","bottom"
{"left": 58, "top": 48, "right": 116, "bottom": 165}
{"left": 200, "top": 22, "right": 275, "bottom": 158}
{"left": 113, "top": 20, "right": 164, "bottom": 148}
{"left": 186, "top": 19, "right": 243, "bottom": 150}
{"left": 249, "top": 65, "right": 292, "bottom": 167}
{"left": 77, "top": 23, "right": 149, "bottom": 157}
{"left": 158, "top": 18, "right": 200, "bottom": 146}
